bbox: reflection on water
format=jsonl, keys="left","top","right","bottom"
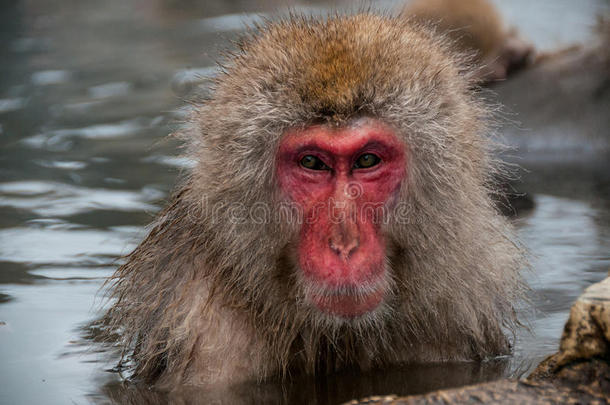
{"left": 0, "top": 0, "right": 609, "bottom": 404}
{"left": 95, "top": 360, "right": 509, "bottom": 404}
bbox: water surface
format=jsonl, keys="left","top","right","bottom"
{"left": 1, "top": 1, "right": 609, "bottom": 404}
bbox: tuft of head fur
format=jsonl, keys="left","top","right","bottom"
{"left": 97, "top": 13, "right": 525, "bottom": 388}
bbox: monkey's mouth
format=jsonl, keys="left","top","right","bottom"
{"left": 308, "top": 283, "right": 385, "bottom": 318}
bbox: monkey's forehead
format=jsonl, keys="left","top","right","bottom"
{"left": 218, "top": 13, "right": 467, "bottom": 122}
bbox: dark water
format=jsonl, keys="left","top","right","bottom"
{"left": 0, "top": 1, "right": 609, "bottom": 404}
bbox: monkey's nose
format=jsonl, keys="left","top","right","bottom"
{"left": 329, "top": 236, "right": 359, "bottom": 260}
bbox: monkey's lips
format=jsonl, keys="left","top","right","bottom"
{"left": 309, "top": 286, "right": 385, "bottom": 318}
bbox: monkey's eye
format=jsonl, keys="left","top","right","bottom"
{"left": 353, "top": 153, "right": 381, "bottom": 169}
{"left": 300, "top": 155, "right": 330, "bottom": 171}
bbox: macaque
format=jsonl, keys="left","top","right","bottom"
{"left": 404, "top": 0, "right": 534, "bottom": 82}
{"left": 99, "top": 13, "right": 524, "bottom": 389}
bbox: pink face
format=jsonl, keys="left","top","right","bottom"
{"left": 277, "top": 119, "right": 406, "bottom": 318}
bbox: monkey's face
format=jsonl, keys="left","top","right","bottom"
{"left": 277, "top": 118, "right": 406, "bottom": 319}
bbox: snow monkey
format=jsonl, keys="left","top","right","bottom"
{"left": 99, "top": 13, "right": 524, "bottom": 389}
{"left": 404, "top": 0, "right": 534, "bottom": 82}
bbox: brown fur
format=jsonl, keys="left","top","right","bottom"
{"left": 404, "top": 0, "right": 534, "bottom": 81}
{"left": 98, "top": 13, "right": 525, "bottom": 390}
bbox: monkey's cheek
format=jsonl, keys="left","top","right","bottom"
{"left": 310, "top": 288, "right": 385, "bottom": 318}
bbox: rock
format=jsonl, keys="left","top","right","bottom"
{"left": 344, "top": 378, "right": 608, "bottom": 404}
{"left": 344, "top": 274, "right": 610, "bottom": 404}
{"left": 528, "top": 275, "right": 610, "bottom": 394}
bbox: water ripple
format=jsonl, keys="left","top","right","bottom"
{"left": 0, "top": 181, "right": 162, "bottom": 217}
{"left": 0, "top": 227, "right": 138, "bottom": 265}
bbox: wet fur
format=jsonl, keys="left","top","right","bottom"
{"left": 98, "top": 13, "right": 525, "bottom": 389}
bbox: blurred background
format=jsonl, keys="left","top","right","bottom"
{"left": 0, "top": 0, "right": 608, "bottom": 404}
